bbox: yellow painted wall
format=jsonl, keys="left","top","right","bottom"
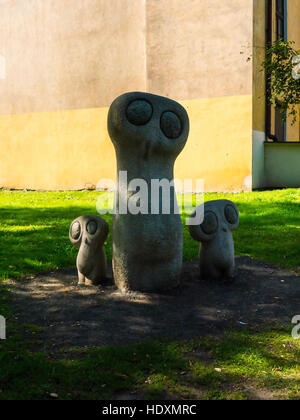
{"left": 178, "top": 96, "right": 253, "bottom": 192}
{"left": 0, "top": 108, "right": 112, "bottom": 190}
{"left": 1, "top": 0, "right": 299, "bottom": 192}
{"left": 0, "top": 0, "right": 254, "bottom": 192}
{"left": 0, "top": 95, "right": 252, "bottom": 192}
{"left": 252, "top": 0, "right": 266, "bottom": 189}
{"left": 253, "top": 0, "right": 266, "bottom": 133}
{"left": 286, "top": 0, "right": 300, "bottom": 142}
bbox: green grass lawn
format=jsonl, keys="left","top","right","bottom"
{"left": 0, "top": 189, "right": 299, "bottom": 400}
{"left": 0, "top": 188, "right": 300, "bottom": 281}
{"left": 0, "top": 323, "right": 299, "bottom": 400}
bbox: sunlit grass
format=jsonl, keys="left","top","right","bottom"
{"left": 0, "top": 189, "right": 300, "bottom": 280}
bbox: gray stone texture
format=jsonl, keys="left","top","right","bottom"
{"left": 69, "top": 215, "right": 109, "bottom": 285}
{"left": 108, "top": 92, "right": 189, "bottom": 292}
{"left": 189, "top": 200, "right": 239, "bottom": 280}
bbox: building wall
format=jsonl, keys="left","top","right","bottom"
{"left": 0, "top": 0, "right": 147, "bottom": 114}
{"left": 252, "top": 0, "right": 266, "bottom": 189}
{"left": 269, "top": 0, "right": 300, "bottom": 142}
{"left": 265, "top": 0, "right": 300, "bottom": 189}
{"left": 265, "top": 142, "right": 300, "bottom": 187}
{"left": 286, "top": 0, "right": 300, "bottom": 142}
{"left": 1, "top": 0, "right": 253, "bottom": 191}
{"left": 0, "top": 0, "right": 147, "bottom": 190}
{"left": 253, "top": 0, "right": 300, "bottom": 190}
{"left": 146, "top": 0, "right": 253, "bottom": 192}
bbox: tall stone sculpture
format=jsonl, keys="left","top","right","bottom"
{"left": 69, "top": 215, "right": 109, "bottom": 285}
{"left": 108, "top": 92, "right": 189, "bottom": 292}
{"left": 188, "top": 200, "right": 239, "bottom": 280}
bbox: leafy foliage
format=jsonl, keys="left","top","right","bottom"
{"left": 263, "top": 40, "right": 300, "bottom": 124}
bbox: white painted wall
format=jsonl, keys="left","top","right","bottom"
{"left": 252, "top": 130, "right": 265, "bottom": 189}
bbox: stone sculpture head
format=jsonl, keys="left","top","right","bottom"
{"left": 189, "top": 200, "right": 239, "bottom": 280}
{"left": 69, "top": 215, "right": 108, "bottom": 250}
{"left": 69, "top": 215, "right": 109, "bottom": 286}
{"left": 189, "top": 200, "right": 239, "bottom": 243}
{"left": 108, "top": 92, "right": 189, "bottom": 161}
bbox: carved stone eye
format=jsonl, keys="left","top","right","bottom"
{"left": 201, "top": 211, "right": 218, "bottom": 235}
{"left": 126, "top": 99, "right": 153, "bottom": 126}
{"left": 224, "top": 204, "right": 238, "bottom": 225}
{"left": 160, "top": 111, "right": 182, "bottom": 139}
{"left": 71, "top": 221, "right": 81, "bottom": 240}
{"left": 86, "top": 220, "right": 97, "bottom": 235}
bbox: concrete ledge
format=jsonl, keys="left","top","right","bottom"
{"left": 264, "top": 142, "right": 300, "bottom": 188}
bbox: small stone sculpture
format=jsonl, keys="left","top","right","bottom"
{"left": 69, "top": 215, "right": 109, "bottom": 285}
{"left": 108, "top": 92, "right": 189, "bottom": 292}
{"left": 188, "top": 200, "right": 239, "bottom": 280}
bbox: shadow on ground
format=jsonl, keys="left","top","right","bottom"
{"left": 3, "top": 257, "right": 299, "bottom": 355}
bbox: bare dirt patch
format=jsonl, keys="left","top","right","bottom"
{"left": 4, "top": 257, "right": 299, "bottom": 353}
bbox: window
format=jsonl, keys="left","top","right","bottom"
{"left": 276, "top": 0, "right": 285, "bottom": 40}
{"left": 275, "top": 0, "right": 287, "bottom": 141}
